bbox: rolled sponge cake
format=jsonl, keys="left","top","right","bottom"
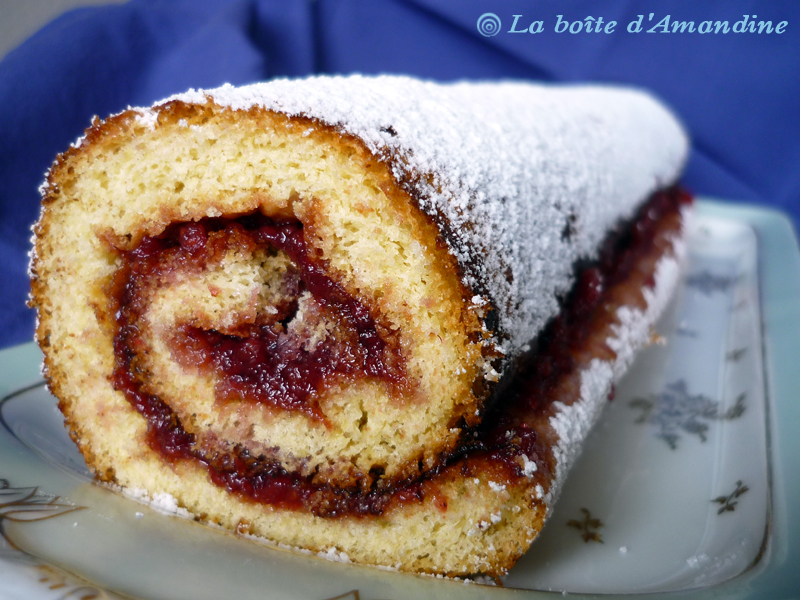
{"left": 30, "top": 75, "right": 689, "bottom": 575}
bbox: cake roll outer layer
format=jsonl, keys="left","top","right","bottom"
{"left": 30, "top": 75, "right": 689, "bottom": 577}
{"left": 160, "top": 76, "right": 688, "bottom": 363}
{"left": 121, "top": 221, "right": 688, "bottom": 578}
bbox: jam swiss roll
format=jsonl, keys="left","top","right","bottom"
{"left": 30, "top": 75, "right": 690, "bottom": 577}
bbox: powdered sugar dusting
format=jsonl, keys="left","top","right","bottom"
{"left": 153, "top": 75, "right": 688, "bottom": 365}
{"left": 488, "top": 481, "right": 506, "bottom": 493}
{"left": 606, "top": 209, "right": 689, "bottom": 379}
{"left": 520, "top": 454, "right": 538, "bottom": 477}
{"left": 545, "top": 222, "right": 688, "bottom": 509}
{"left": 548, "top": 359, "right": 615, "bottom": 508}
{"left": 134, "top": 108, "right": 158, "bottom": 129}
{"left": 317, "top": 547, "right": 352, "bottom": 563}
{"left": 121, "top": 486, "right": 195, "bottom": 518}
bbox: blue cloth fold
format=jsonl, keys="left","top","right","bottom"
{"left": 1, "top": 0, "right": 798, "bottom": 348}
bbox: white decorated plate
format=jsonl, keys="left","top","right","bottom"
{"left": 1, "top": 199, "right": 799, "bottom": 600}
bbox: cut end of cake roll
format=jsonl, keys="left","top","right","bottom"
{"left": 31, "top": 98, "right": 493, "bottom": 491}
{"left": 30, "top": 75, "right": 690, "bottom": 577}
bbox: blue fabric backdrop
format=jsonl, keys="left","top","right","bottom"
{"left": 1, "top": 0, "right": 798, "bottom": 349}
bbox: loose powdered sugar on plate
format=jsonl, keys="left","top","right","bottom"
{"left": 120, "top": 486, "right": 195, "bottom": 519}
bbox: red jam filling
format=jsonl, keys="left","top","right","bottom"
{"left": 474, "top": 186, "right": 691, "bottom": 480}
{"left": 111, "top": 187, "right": 691, "bottom": 517}
{"left": 113, "top": 215, "right": 404, "bottom": 421}
{"left": 170, "top": 219, "right": 403, "bottom": 420}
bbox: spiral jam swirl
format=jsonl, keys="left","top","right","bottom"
{"left": 108, "top": 187, "right": 690, "bottom": 518}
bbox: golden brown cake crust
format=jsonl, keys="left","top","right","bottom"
{"left": 30, "top": 76, "right": 689, "bottom": 576}
{"left": 31, "top": 99, "right": 492, "bottom": 493}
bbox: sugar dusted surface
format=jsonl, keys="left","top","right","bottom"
{"left": 142, "top": 75, "right": 688, "bottom": 361}
{"left": 121, "top": 486, "right": 195, "bottom": 519}
{"left": 546, "top": 229, "right": 687, "bottom": 509}
{"left": 35, "top": 75, "right": 691, "bottom": 577}
{"left": 520, "top": 454, "right": 538, "bottom": 477}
